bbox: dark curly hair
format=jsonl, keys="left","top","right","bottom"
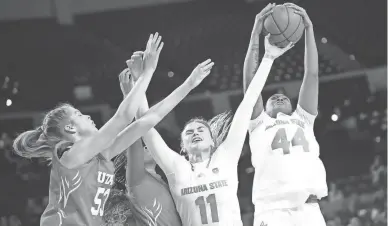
{"left": 102, "top": 189, "right": 133, "bottom": 226}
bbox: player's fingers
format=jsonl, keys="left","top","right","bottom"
{"left": 287, "top": 5, "right": 304, "bottom": 13}
{"left": 131, "top": 53, "right": 138, "bottom": 60}
{"left": 203, "top": 68, "right": 212, "bottom": 77}
{"left": 119, "top": 70, "right": 124, "bottom": 81}
{"left": 157, "top": 42, "right": 164, "bottom": 54}
{"left": 284, "top": 42, "right": 295, "bottom": 51}
{"left": 199, "top": 59, "right": 211, "bottom": 67}
{"left": 133, "top": 54, "right": 142, "bottom": 61}
{"left": 293, "top": 10, "right": 305, "bottom": 17}
{"left": 202, "top": 62, "right": 215, "bottom": 72}
{"left": 133, "top": 51, "right": 144, "bottom": 57}
{"left": 261, "top": 10, "right": 273, "bottom": 19}
{"left": 261, "top": 4, "right": 275, "bottom": 15}
{"left": 120, "top": 82, "right": 125, "bottom": 92}
{"left": 126, "top": 59, "right": 134, "bottom": 68}
{"left": 152, "top": 32, "right": 159, "bottom": 44}
{"left": 123, "top": 71, "right": 130, "bottom": 83}
{"left": 155, "top": 35, "right": 162, "bottom": 50}
{"left": 121, "top": 68, "right": 130, "bottom": 82}
{"left": 283, "top": 2, "right": 297, "bottom": 7}
{"left": 203, "top": 70, "right": 211, "bottom": 78}
{"left": 264, "top": 3, "right": 275, "bottom": 11}
{"left": 286, "top": 5, "right": 298, "bottom": 10}
{"left": 293, "top": 10, "right": 302, "bottom": 15}
{"left": 146, "top": 34, "right": 153, "bottom": 48}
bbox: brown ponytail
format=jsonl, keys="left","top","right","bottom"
{"left": 12, "top": 103, "right": 74, "bottom": 161}
{"left": 13, "top": 127, "right": 53, "bottom": 160}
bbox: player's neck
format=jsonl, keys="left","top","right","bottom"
{"left": 190, "top": 151, "right": 211, "bottom": 163}
{"left": 269, "top": 109, "right": 291, "bottom": 118}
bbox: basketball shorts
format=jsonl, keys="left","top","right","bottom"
{"left": 253, "top": 203, "right": 326, "bottom": 226}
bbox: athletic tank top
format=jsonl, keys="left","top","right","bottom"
{"left": 40, "top": 147, "right": 114, "bottom": 226}
{"left": 169, "top": 148, "right": 242, "bottom": 226}
{"left": 129, "top": 171, "right": 182, "bottom": 226}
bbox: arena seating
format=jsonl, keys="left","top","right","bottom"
{"left": 0, "top": 2, "right": 385, "bottom": 226}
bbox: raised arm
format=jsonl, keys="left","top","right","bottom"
{"left": 219, "top": 35, "right": 294, "bottom": 160}
{"left": 106, "top": 59, "right": 214, "bottom": 174}
{"left": 285, "top": 4, "right": 319, "bottom": 115}
{"left": 135, "top": 94, "right": 179, "bottom": 175}
{"left": 62, "top": 34, "right": 163, "bottom": 168}
{"left": 132, "top": 58, "right": 215, "bottom": 175}
{"left": 126, "top": 139, "right": 146, "bottom": 188}
{"left": 243, "top": 3, "right": 275, "bottom": 119}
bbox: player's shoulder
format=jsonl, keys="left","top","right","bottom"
{"left": 249, "top": 111, "right": 274, "bottom": 133}
{"left": 291, "top": 105, "right": 316, "bottom": 126}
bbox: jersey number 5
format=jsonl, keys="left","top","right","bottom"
{"left": 271, "top": 128, "right": 309, "bottom": 154}
{"left": 91, "top": 187, "right": 110, "bottom": 216}
{"left": 195, "top": 194, "right": 219, "bottom": 224}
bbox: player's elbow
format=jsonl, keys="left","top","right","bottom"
{"left": 111, "top": 112, "right": 130, "bottom": 126}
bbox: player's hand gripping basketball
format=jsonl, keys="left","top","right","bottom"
{"left": 143, "top": 32, "right": 164, "bottom": 71}
{"left": 253, "top": 3, "right": 276, "bottom": 34}
{"left": 263, "top": 34, "right": 294, "bottom": 59}
{"left": 186, "top": 59, "right": 214, "bottom": 88}
{"left": 283, "top": 3, "right": 313, "bottom": 28}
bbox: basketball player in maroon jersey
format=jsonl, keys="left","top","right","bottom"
{"left": 121, "top": 53, "right": 182, "bottom": 226}
{"left": 105, "top": 141, "right": 183, "bottom": 226}
{"left": 12, "top": 32, "right": 213, "bottom": 226}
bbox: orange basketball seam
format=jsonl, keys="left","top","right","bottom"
{"left": 271, "top": 6, "right": 291, "bottom": 37}
{"left": 282, "top": 6, "right": 292, "bottom": 42}
{"left": 288, "top": 15, "right": 303, "bottom": 42}
{"left": 269, "top": 13, "right": 284, "bottom": 36}
{"left": 273, "top": 13, "right": 303, "bottom": 46}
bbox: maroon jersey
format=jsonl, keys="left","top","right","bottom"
{"left": 41, "top": 148, "right": 114, "bottom": 226}
{"left": 129, "top": 171, "right": 182, "bottom": 226}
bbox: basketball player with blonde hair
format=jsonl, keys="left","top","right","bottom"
{"left": 133, "top": 36, "right": 293, "bottom": 225}
{"left": 13, "top": 32, "right": 212, "bottom": 226}
{"left": 103, "top": 51, "right": 215, "bottom": 226}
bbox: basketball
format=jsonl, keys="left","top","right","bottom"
{"left": 263, "top": 4, "right": 305, "bottom": 48}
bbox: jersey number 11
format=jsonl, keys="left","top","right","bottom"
{"left": 195, "top": 194, "right": 219, "bottom": 224}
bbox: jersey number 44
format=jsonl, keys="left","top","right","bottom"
{"left": 271, "top": 128, "right": 310, "bottom": 154}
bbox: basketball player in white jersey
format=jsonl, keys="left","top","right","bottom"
{"left": 132, "top": 39, "right": 292, "bottom": 225}
{"left": 243, "top": 3, "right": 328, "bottom": 226}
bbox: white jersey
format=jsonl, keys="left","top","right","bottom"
{"left": 166, "top": 146, "right": 243, "bottom": 226}
{"left": 249, "top": 105, "right": 328, "bottom": 214}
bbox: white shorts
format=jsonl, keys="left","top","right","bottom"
{"left": 253, "top": 203, "right": 326, "bottom": 226}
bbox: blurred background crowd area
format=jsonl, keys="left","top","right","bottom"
{"left": 0, "top": 0, "right": 386, "bottom": 225}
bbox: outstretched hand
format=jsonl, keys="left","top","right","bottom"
{"left": 264, "top": 34, "right": 294, "bottom": 60}
{"left": 283, "top": 3, "right": 313, "bottom": 28}
{"left": 253, "top": 3, "right": 276, "bottom": 34}
{"left": 126, "top": 51, "right": 144, "bottom": 81}
{"left": 186, "top": 59, "right": 214, "bottom": 88}
{"left": 118, "top": 68, "right": 133, "bottom": 97}
{"left": 143, "top": 32, "right": 164, "bottom": 71}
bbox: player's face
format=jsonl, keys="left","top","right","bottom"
{"left": 265, "top": 94, "right": 293, "bottom": 117}
{"left": 69, "top": 108, "right": 98, "bottom": 136}
{"left": 182, "top": 121, "right": 214, "bottom": 155}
